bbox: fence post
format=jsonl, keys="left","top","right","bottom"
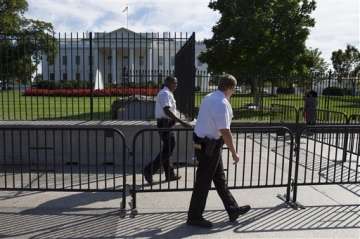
{"left": 286, "top": 131, "right": 295, "bottom": 202}
{"left": 325, "top": 72, "right": 332, "bottom": 122}
{"left": 292, "top": 128, "right": 302, "bottom": 204}
{"left": 89, "top": 32, "right": 94, "bottom": 120}
{"left": 295, "top": 107, "right": 299, "bottom": 125}
{"left": 342, "top": 118, "right": 350, "bottom": 162}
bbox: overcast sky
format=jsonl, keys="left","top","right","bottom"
{"left": 26, "top": 0, "right": 359, "bottom": 64}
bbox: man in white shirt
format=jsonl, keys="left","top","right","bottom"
{"left": 187, "top": 74, "right": 251, "bottom": 228}
{"left": 144, "top": 76, "right": 191, "bottom": 184}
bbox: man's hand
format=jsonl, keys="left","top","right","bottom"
{"left": 220, "top": 129, "right": 239, "bottom": 165}
{"left": 232, "top": 152, "right": 240, "bottom": 165}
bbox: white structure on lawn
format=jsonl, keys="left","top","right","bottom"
{"left": 41, "top": 28, "right": 208, "bottom": 89}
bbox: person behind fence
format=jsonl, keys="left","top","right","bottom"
{"left": 143, "top": 76, "right": 192, "bottom": 184}
{"left": 304, "top": 90, "right": 317, "bottom": 125}
{"left": 187, "top": 74, "right": 251, "bottom": 228}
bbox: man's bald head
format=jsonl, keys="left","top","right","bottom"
{"left": 164, "top": 76, "right": 178, "bottom": 92}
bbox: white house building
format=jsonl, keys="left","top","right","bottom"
{"left": 41, "top": 28, "right": 208, "bottom": 89}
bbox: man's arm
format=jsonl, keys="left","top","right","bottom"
{"left": 220, "top": 128, "right": 239, "bottom": 164}
{"left": 164, "top": 107, "right": 191, "bottom": 128}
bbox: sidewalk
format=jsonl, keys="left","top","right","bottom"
{"left": 0, "top": 184, "right": 359, "bottom": 238}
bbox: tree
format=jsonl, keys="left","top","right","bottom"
{"left": 303, "top": 48, "right": 328, "bottom": 74}
{"left": 331, "top": 45, "right": 360, "bottom": 95}
{"left": 295, "top": 47, "right": 328, "bottom": 88}
{"left": 331, "top": 45, "right": 360, "bottom": 76}
{"left": 199, "top": 0, "right": 316, "bottom": 103}
{"left": 0, "top": 0, "right": 55, "bottom": 86}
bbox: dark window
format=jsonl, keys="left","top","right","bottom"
{"left": 62, "top": 56, "right": 67, "bottom": 65}
{"left": 63, "top": 73, "right": 67, "bottom": 81}
{"left": 108, "top": 73, "right": 112, "bottom": 82}
{"left": 76, "top": 56, "right": 80, "bottom": 65}
{"left": 123, "top": 56, "right": 129, "bottom": 66}
{"left": 50, "top": 73, "right": 55, "bottom": 81}
{"left": 76, "top": 73, "right": 81, "bottom": 81}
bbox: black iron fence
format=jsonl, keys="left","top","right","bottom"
{"left": 0, "top": 124, "right": 359, "bottom": 213}
{"left": 1, "top": 31, "right": 360, "bottom": 121}
{"left": 0, "top": 125, "right": 128, "bottom": 210}
{"left": 292, "top": 125, "right": 360, "bottom": 204}
{"left": 130, "top": 127, "right": 295, "bottom": 212}
{"left": 0, "top": 31, "right": 196, "bottom": 120}
{"left": 195, "top": 71, "right": 360, "bottom": 122}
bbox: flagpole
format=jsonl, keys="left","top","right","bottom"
{"left": 123, "top": 5, "right": 128, "bottom": 29}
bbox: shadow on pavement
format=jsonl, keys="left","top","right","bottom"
{"left": 0, "top": 198, "right": 359, "bottom": 238}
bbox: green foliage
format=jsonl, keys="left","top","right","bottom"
{"left": 276, "top": 87, "right": 295, "bottom": 94}
{"left": 331, "top": 45, "right": 360, "bottom": 77}
{"left": 322, "top": 87, "right": 352, "bottom": 96}
{"left": 34, "top": 80, "right": 93, "bottom": 89}
{"left": 331, "top": 45, "right": 360, "bottom": 95}
{"left": 0, "top": 0, "right": 56, "bottom": 85}
{"left": 199, "top": 0, "right": 317, "bottom": 91}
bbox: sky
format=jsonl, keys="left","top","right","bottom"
{"left": 25, "top": 0, "right": 359, "bottom": 64}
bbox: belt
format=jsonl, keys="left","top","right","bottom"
{"left": 193, "top": 133, "right": 222, "bottom": 142}
{"left": 193, "top": 133, "right": 224, "bottom": 155}
{"left": 193, "top": 133, "right": 223, "bottom": 148}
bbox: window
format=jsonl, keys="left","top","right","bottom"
{"left": 108, "top": 73, "right": 112, "bottom": 82}
{"left": 50, "top": 73, "right": 55, "bottom": 81}
{"left": 63, "top": 73, "right": 67, "bottom": 81}
{"left": 48, "top": 57, "right": 54, "bottom": 66}
{"left": 76, "top": 73, "right": 81, "bottom": 81}
{"left": 139, "top": 56, "right": 144, "bottom": 66}
{"left": 76, "top": 56, "right": 80, "bottom": 65}
{"left": 122, "top": 56, "right": 129, "bottom": 66}
{"left": 62, "top": 56, "right": 67, "bottom": 65}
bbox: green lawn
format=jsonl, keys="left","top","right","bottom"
{"left": 195, "top": 93, "right": 360, "bottom": 115}
{"left": 0, "top": 90, "right": 154, "bottom": 120}
{"left": 0, "top": 90, "right": 359, "bottom": 121}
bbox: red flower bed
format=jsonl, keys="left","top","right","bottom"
{"left": 23, "top": 87, "right": 159, "bottom": 97}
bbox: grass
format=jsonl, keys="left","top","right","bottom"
{"left": 0, "top": 90, "right": 359, "bottom": 121}
{"left": 195, "top": 93, "right": 360, "bottom": 115}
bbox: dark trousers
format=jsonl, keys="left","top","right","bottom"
{"left": 188, "top": 135, "right": 238, "bottom": 219}
{"left": 144, "top": 119, "right": 176, "bottom": 178}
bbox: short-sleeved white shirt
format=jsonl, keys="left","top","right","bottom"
{"left": 155, "top": 86, "right": 177, "bottom": 119}
{"left": 194, "top": 90, "right": 233, "bottom": 139}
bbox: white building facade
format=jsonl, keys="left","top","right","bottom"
{"left": 41, "top": 28, "right": 208, "bottom": 89}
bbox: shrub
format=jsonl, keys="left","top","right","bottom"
{"left": 322, "top": 87, "right": 352, "bottom": 96}
{"left": 34, "top": 80, "right": 93, "bottom": 89}
{"left": 276, "top": 87, "right": 295, "bottom": 94}
{"left": 33, "top": 80, "right": 57, "bottom": 89}
{"left": 194, "top": 86, "right": 201, "bottom": 92}
{"left": 23, "top": 87, "right": 159, "bottom": 97}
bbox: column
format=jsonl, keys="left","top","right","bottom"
{"left": 148, "top": 48, "right": 152, "bottom": 81}
{"left": 94, "top": 47, "right": 104, "bottom": 90}
{"left": 112, "top": 48, "right": 116, "bottom": 84}
{"left": 129, "top": 48, "right": 134, "bottom": 82}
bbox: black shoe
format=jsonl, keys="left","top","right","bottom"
{"left": 165, "top": 174, "right": 181, "bottom": 182}
{"left": 143, "top": 169, "right": 153, "bottom": 184}
{"left": 186, "top": 218, "right": 213, "bottom": 228}
{"left": 229, "top": 205, "right": 251, "bottom": 222}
